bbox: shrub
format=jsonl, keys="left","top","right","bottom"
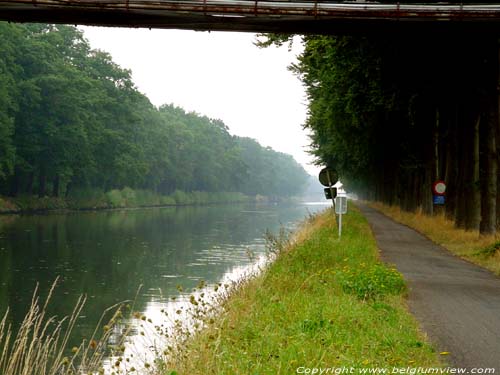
{"left": 66, "top": 188, "right": 106, "bottom": 209}
{"left": 13, "top": 195, "right": 67, "bottom": 211}
{"left": 135, "top": 189, "right": 161, "bottom": 206}
{"left": 105, "top": 189, "right": 124, "bottom": 208}
{"left": 172, "top": 190, "right": 193, "bottom": 205}
{"left": 121, "top": 186, "right": 137, "bottom": 206}
{"left": 160, "top": 195, "right": 176, "bottom": 206}
{"left": 0, "top": 197, "right": 19, "bottom": 213}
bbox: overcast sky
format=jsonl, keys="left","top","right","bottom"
{"left": 79, "top": 27, "right": 319, "bottom": 176}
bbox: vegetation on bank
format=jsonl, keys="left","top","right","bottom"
{"left": 0, "top": 23, "right": 309, "bottom": 202}
{"left": 0, "top": 188, "right": 251, "bottom": 213}
{"left": 370, "top": 202, "right": 500, "bottom": 276}
{"left": 166, "top": 205, "right": 442, "bottom": 374}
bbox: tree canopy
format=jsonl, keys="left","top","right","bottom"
{"left": 260, "top": 32, "right": 499, "bottom": 234}
{"left": 0, "top": 23, "right": 309, "bottom": 200}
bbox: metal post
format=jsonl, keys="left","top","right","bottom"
{"left": 326, "top": 170, "right": 335, "bottom": 213}
{"left": 339, "top": 211, "right": 342, "bottom": 239}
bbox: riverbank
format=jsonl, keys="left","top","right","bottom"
{"left": 369, "top": 202, "right": 500, "bottom": 276}
{"left": 165, "top": 204, "right": 442, "bottom": 374}
{"left": 0, "top": 188, "right": 256, "bottom": 214}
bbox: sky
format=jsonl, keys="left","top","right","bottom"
{"left": 79, "top": 27, "right": 320, "bottom": 176}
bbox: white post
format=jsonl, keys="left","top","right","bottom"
{"left": 339, "top": 211, "right": 342, "bottom": 239}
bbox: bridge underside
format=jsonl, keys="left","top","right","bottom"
{"left": 2, "top": 1, "right": 500, "bottom": 34}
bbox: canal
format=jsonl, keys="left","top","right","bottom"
{"left": 0, "top": 202, "right": 328, "bottom": 368}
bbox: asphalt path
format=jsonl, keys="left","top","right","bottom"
{"left": 358, "top": 203, "right": 500, "bottom": 371}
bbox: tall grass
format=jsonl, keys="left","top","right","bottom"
{"left": 370, "top": 202, "right": 500, "bottom": 275}
{"left": 0, "top": 279, "right": 125, "bottom": 375}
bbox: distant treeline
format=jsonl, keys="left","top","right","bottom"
{"left": 0, "top": 23, "right": 308, "bottom": 201}
{"left": 259, "top": 33, "right": 500, "bottom": 234}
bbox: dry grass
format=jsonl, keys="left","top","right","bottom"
{"left": 0, "top": 279, "right": 126, "bottom": 375}
{"left": 369, "top": 202, "right": 500, "bottom": 276}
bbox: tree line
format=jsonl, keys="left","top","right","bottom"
{"left": 260, "top": 33, "right": 499, "bottom": 235}
{"left": 0, "top": 23, "right": 309, "bottom": 203}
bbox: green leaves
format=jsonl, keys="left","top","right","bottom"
{"left": 0, "top": 23, "right": 308, "bottom": 199}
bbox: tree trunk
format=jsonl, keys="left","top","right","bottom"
{"left": 480, "top": 107, "right": 498, "bottom": 235}
{"left": 479, "top": 41, "right": 498, "bottom": 236}
{"left": 10, "top": 167, "right": 20, "bottom": 197}
{"left": 455, "top": 106, "right": 468, "bottom": 228}
{"left": 26, "top": 172, "right": 34, "bottom": 195}
{"left": 38, "top": 168, "right": 46, "bottom": 198}
{"left": 445, "top": 103, "right": 458, "bottom": 221}
{"left": 52, "top": 175, "right": 60, "bottom": 197}
{"left": 465, "top": 114, "right": 481, "bottom": 231}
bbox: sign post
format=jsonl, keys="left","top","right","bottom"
{"left": 335, "top": 191, "right": 347, "bottom": 238}
{"left": 319, "top": 167, "right": 348, "bottom": 239}
{"left": 319, "top": 167, "right": 338, "bottom": 212}
{"left": 432, "top": 180, "right": 446, "bottom": 206}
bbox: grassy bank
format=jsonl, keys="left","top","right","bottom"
{"left": 165, "top": 205, "right": 442, "bottom": 374}
{"left": 0, "top": 188, "right": 250, "bottom": 213}
{"left": 369, "top": 202, "right": 500, "bottom": 276}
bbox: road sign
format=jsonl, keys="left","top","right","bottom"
{"left": 335, "top": 196, "right": 347, "bottom": 214}
{"left": 432, "top": 180, "right": 446, "bottom": 196}
{"left": 319, "top": 168, "right": 338, "bottom": 187}
{"left": 324, "top": 187, "right": 337, "bottom": 200}
{"left": 433, "top": 195, "right": 445, "bottom": 205}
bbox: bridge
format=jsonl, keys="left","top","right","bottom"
{"left": 2, "top": 1, "right": 500, "bottom": 34}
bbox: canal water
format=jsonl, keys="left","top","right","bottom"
{"left": 0, "top": 202, "right": 328, "bottom": 368}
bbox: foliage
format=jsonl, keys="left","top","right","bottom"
{"left": 0, "top": 188, "right": 251, "bottom": 212}
{"left": 0, "top": 23, "right": 309, "bottom": 202}
{"left": 0, "top": 197, "right": 18, "bottom": 213}
{"left": 105, "top": 189, "right": 125, "bottom": 208}
{"left": 259, "top": 32, "right": 499, "bottom": 233}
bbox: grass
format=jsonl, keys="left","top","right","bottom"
{"left": 369, "top": 202, "right": 500, "bottom": 276}
{"left": 164, "top": 205, "right": 442, "bottom": 374}
{"left": 0, "top": 279, "right": 127, "bottom": 375}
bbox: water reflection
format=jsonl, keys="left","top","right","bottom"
{"left": 0, "top": 202, "right": 329, "bottom": 368}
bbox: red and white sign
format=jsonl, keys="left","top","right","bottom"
{"left": 432, "top": 180, "right": 447, "bottom": 196}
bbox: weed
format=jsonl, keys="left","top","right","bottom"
{"left": 474, "top": 241, "right": 500, "bottom": 257}
{"left": 264, "top": 227, "right": 291, "bottom": 257}
{"left": 337, "top": 264, "right": 406, "bottom": 300}
{"left": 0, "top": 278, "right": 128, "bottom": 375}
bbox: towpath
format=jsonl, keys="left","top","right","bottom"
{"left": 358, "top": 203, "right": 500, "bottom": 371}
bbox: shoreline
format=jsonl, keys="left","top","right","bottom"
{"left": 0, "top": 200, "right": 247, "bottom": 216}
{"left": 0, "top": 190, "right": 303, "bottom": 216}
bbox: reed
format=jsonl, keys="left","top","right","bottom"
{"left": 0, "top": 278, "right": 125, "bottom": 375}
